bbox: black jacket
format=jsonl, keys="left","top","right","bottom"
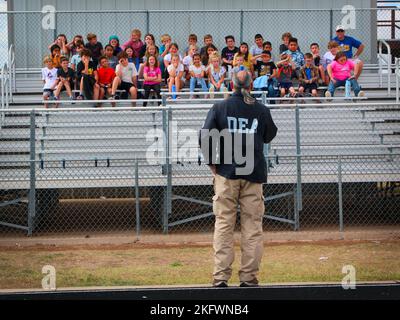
{"left": 200, "top": 92, "right": 277, "bottom": 183}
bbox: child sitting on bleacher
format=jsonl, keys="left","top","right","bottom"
{"left": 252, "top": 50, "right": 278, "bottom": 103}
{"left": 108, "top": 35, "right": 122, "bottom": 56}
{"left": 282, "top": 37, "right": 304, "bottom": 79}
{"left": 298, "top": 53, "right": 319, "bottom": 98}
{"left": 189, "top": 53, "right": 208, "bottom": 99}
{"left": 208, "top": 53, "right": 228, "bottom": 99}
{"left": 183, "top": 45, "right": 198, "bottom": 82}
{"left": 54, "top": 56, "right": 75, "bottom": 102}
{"left": 76, "top": 48, "right": 98, "bottom": 101}
{"left": 164, "top": 43, "right": 183, "bottom": 69}
{"left": 109, "top": 51, "right": 138, "bottom": 104}
{"left": 231, "top": 54, "right": 248, "bottom": 75}
{"left": 42, "top": 56, "right": 59, "bottom": 108}
{"left": 321, "top": 41, "right": 339, "bottom": 85}
{"left": 167, "top": 54, "right": 184, "bottom": 97}
{"left": 50, "top": 44, "right": 62, "bottom": 68}
{"left": 143, "top": 55, "right": 162, "bottom": 106}
{"left": 325, "top": 52, "right": 364, "bottom": 100}
{"left": 233, "top": 43, "right": 254, "bottom": 77}
{"left": 85, "top": 33, "right": 103, "bottom": 68}
{"left": 96, "top": 56, "right": 116, "bottom": 107}
{"left": 138, "top": 45, "right": 159, "bottom": 79}
{"left": 104, "top": 45, "right": 118, "bottom": 70}
{"left": 67, "top": 35, "right": 84, "bottom": 57}
{"left": 276, "top": 53, "right": 297, "bottom": 98}
{"left": 70, "top": 40, "right": 84, "bottom": 71}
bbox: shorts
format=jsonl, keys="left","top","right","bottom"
{"left": 118, "top": 81, "right": 135, "bottom": 93}
{"left": 279, "top": 82, "right": 293, "bottom": 90}
{"left": 43, "top": 89, "right": 54, "bottom": 98}
{"left": 299, "top": 83, "right": 318, "bottom": 91}
{"left": 351, "top": 58, "right": 362, "bottom": 65}
{"left": 59, "top": 80, "right": 74, "bottom": 91}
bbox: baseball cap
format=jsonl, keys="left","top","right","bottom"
{"left": 336, "top": 25, "right": 345, "bottom": 32}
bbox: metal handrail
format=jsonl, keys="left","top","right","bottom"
{"left": 378, "top": 39, "right": 392, "bottom": 96}
{"left": 1, "top": 101, "right": 399, "bottom": 113}
{"left": 8, "top": 45, "right": 16, "bottom": 97}
{"left": 1, "top": 63, "right": 10, "bottom": 127}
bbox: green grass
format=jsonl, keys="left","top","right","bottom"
{"left": 0, "top": 241, "right": 399, "bottom": 289}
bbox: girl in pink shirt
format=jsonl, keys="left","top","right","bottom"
{"left": 143, "top": 55, "right": 162, "bottom": 106}
{"left": 325, "top": 52, "right": 364, "bottom": 99}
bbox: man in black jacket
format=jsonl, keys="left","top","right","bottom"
{"left": 200, "top": 70, "right": 277, "bottom": 288}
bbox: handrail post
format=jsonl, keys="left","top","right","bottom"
{"left": 28, "top": 110, "right": 36, "bottom": 236}
{"left": 396, "top": 57, "right": 399, "bottom": 103}
{"left": 294, "top": 103, "right": 302, "bottom": 230}
{"left": 135, "top": 159, "right": 140, "bottom": 240}
{"left": 378, "top": 40, "right": 383, "bottom": 88}
{"left": 8, "top": 46, "right": 12, "bottom": 101}
{"left": 378, "top": 39, "right": 392, "bottom": 96}
{"left": 338, "top": 155, "right": 344, "bottom": 235}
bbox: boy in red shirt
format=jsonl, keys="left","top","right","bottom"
{"left": 96, "top": 56, "right": 116, "bottom": 107}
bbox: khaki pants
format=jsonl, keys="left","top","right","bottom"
{"left": 212, "top": 174, "right": 265, "bottom": 283}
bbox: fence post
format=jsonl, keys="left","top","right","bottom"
{"left": 338, "top": 155, "right": 344, "bottom": 236}
{"left": 162, "top": 102, "right": 172, "bottom": 234}
{"left": 146, "top": 10, "right": 150, "bottom": 35}
{"left": 28, "top": 110, "right": 36, "bottom": 236}
{"left": 295, "top": 103, "right": 302, "bottom": 230}
{"left": 240, "top": 10, "right": 244, "bottom": 44}
{"left": 166, "top": 107, "right": 173, "bottom": 233}
{"left": 329, "top": 9, "right": 333, "bottom": 39}
{"left": 396, "top": 58, "right": 399, "bottom": 103}
{"left": 135, "top": 159, "right": 140, "bottom": 240}
{"left": 162, "top": 107, "right": 168, "bottom": 233}
{"left": 53, "top": 10, "right": 58, "bottom": 43}
{"left": 261, "top": 91, "right": 266, "bottom": 105}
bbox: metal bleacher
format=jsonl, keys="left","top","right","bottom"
{"left": 1, "top": 46, "right": 400, "bottom": 191}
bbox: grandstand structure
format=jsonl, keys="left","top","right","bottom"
{"left": 1, "top": 6, "right": 400, "bottom": 236}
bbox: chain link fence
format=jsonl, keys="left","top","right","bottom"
{"left": 1, "top": 8, "right": 400, "bottom": 68}
{"left": 1, "top": 103, "right": 399, "bottom": 238}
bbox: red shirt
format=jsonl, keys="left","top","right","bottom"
{"left": 97, "top": 67, "right": 115, "bottom": 85}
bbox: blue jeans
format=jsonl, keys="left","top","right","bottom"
{"left": 267, "top": 79, "right": 278, "bottom": 104}
{"left": 190, "top": 77, "right": 208, "bottom": 94}
{"left": 328, "top": 78, "right": 361, "bottom": 97}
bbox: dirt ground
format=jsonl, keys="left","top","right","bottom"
{"left": 0, "top": 226, "right": 399, "bottom": 249}
{"left": 0, "top": 239, "right": 399, "bottom": 290}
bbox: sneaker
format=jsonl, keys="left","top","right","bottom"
{"left": 239, "top": 278, "right": 259, "bottom": 287}
{"left": 357, "top": 90, "right": 365, "bottom": 98}
{"left": 209, "top": 87, "right": 215, "bottom": 99}
{"left": 76, "top": 94, "right": 84, "bottom": 100}
{"left": 324, "top": 90, "right": 332, "bottom": 101}
{"left": 69, "top": 96, "right": 75, "bottom": 105}
{"left": 212, "top": 280, "right": 228, "bottom": 288}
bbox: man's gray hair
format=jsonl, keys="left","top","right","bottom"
{"left": 232, "top": 70, "right": 256, "bottom": 105}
